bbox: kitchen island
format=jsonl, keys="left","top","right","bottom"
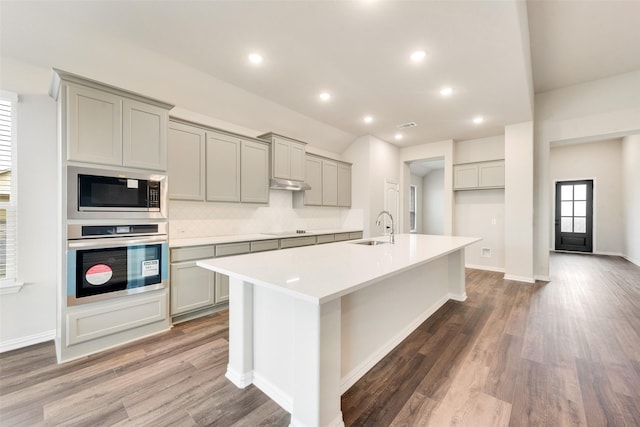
{"left": 197, "top": 233, "right": 480, "bottom": 427}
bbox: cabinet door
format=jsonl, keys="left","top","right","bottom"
{"left": 123, "top": 99, "right": 168, "bottom": 171}
{"left": 337, "top": 163, "right": 351, "bottom": 207}
{"left": 304, "top": 155, "right": 323, "bottom": 206}
{"left": 170, "top": 261, "right": 215, "bottom": 315}
{"left": 241, "top": 140, "right": 269, "bottom": 203}
{"left": 478, "top": 160, "right": 505, "bottom": 188}
{"left": 214, "top": 273, "right": 230, "bottom": 304}
{"left": 290, "top": 141, "right": 306, "bottom": 181}
{"left": 272, "top": 137, "right": 291, "bottom": 179}
{"left": 206, "top": 132, "right": 241, "bottom": 202}
{"left": 168, "top": 122, "right": 205, "bottom": 200}
{"left": 66, "top": 84, "right": 123, "bottom": 166}
{"left": 453, "top": 164, "right": 479, "bottom": 189}
{"left": 322, "top": 160, "right": 338, "bottom": 206}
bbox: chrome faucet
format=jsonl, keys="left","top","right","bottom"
{"left": 376, "top": 210, "right": 395, "bottom": 244}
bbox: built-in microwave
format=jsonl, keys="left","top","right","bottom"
{"left": 68, "top": 166, "right": 167, "bottom": 220}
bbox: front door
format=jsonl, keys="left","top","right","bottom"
{"left": 555, "top": 180, "right": 593, "bottom": 252}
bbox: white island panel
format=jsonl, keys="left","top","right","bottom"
{"left": 197, "top": 234, "right": 480, "bottom": 427}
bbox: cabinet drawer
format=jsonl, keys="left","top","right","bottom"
{"left": 215, "top": 242, "right": 251, "bottom": 257}
{"left": 251, "top": 239, "right": 279, "bottom": 252}
{"left": 66, "top": 292, "right": 167, "bottom": 346}
{"left": 316, "top": 234, "right": 335, "bottom": 244}
{"left": 280, "top": 236, "right": 317, "bottom": 249}
{"left": 170, "top": 245, "right": 216, "bottom": 262}
{"left": 349, "top": 231, "right": 363, "bottom": 240}
{"left": 334, "top": 233, "right": 351, "bottom": 242}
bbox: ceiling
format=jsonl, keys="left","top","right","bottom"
{"left": 1, "top": 1, "right": 639, "bottom": 155}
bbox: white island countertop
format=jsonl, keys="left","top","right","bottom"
{"left": 197, "top": 234, "right": 480, "bottom": 304}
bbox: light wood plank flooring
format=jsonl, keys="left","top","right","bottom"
{"left": 1, "top": 252, "right": 639, "bottom": 426}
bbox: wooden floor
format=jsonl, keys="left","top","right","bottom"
{"left": 1, "top": 253, "right": 639, "bottom": 426}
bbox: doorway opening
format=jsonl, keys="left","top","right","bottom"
{"left": 554, "top": 180, "right": 593, "bottom": 252}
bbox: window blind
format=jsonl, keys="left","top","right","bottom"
{"left": 0, "top": 97, "right": 16, "bottom": 281}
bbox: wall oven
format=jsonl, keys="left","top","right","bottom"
{"left": 67, "top": 166, "right": 167, "bottom": 220}
{"left": 66, "top": 223, "right": 168, "bottom": 306}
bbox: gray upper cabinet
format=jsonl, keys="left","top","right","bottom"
{"left": 240, "top": 139, "right": 270, "bottom": 203}
{"left": 66, "top": 84, "right": 124, "bottom": 166}
{"left": 168, "top": 121, "right": 206, "bottom": 200}
{"left": 337, "top": 162, "right": 352, "bottom": 207}
{"left": 55, "top": 70, "right": 172, "bottom": 171}
{"left": 322, "top": 159, "right": 338, "bottom": 206}
{"left": 303, "top": 155, "right": 323, "bottom": 206}
{"left": 122, "top": 99, "right": 168, "bottom": 171}
{"left": 206, "top": 131, "right": 241, "bottom": 202}
{"left": 258, "top": 133, "right": 306, "bottom": 182}
{"left": 454, "top": 160, "right": 505, "bottom": 190}
{"left": 205, "top": 129, "right": 269, "bottom": 204}
{"left": 297, "top": 154, "right": 351, "bottom": 207}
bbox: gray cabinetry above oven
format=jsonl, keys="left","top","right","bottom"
{"left": 50, "top": 69, "right": 173, "bottom": 172}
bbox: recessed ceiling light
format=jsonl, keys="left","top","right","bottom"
{"left": 440, "top": 87, "right": 453, "bottom": 97}
{"left": 395, "top": 133, "right": 403, "bottom": 141}
{"left": 410, "top": 50, "right": 426, "bottom": 62}
{"left": 473, "top": 116, "right": 484, "bottom": 124}
{"left": 319, "top": 91, "right": 331, "bottom": 102}
{"left": 363, "top": 115, "right": 373, "bottom": 124}
{"left": 248, "top": 53, "right": 263, "bottom": 64}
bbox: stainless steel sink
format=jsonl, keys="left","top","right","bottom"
{"left": 352, "top": 240, "right": 387, "bottom": 246}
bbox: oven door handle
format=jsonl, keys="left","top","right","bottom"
{"left": 68, "top": 235, "right": 167, "bottom": 250}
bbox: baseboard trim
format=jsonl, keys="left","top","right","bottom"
{"left": 624, "top": 255, "right": 640, "bottom": 267}
{"left": 465, "top": 264, "right": 505, "bottom": 273}
{"left": 252, "top": 371, "right": 293, "bottom": 413}
{"left": 225, "top": 365, "right": 253, "bottom": 389}
{"left": 534, "top": 275, "right": 551, "bottom": 282}
{"left": 0, "top": 329, "right": 56, "bottom": 353}
{"left": 503, "top": 274, "right": 535, "bottom": 284}
{"left": 340, "top": 294, "right": 449, "bottom": 393}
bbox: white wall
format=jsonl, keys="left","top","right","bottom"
{"left": 399, "top": 140, "right": 455, "bottom": 235}
{"left": 455, "top": 190, "right": 505, "bottom": 271}
{"left": 423, "top": 169, "right": 444, "bottom": 235}
{"left": 455, "top": 135, "right": 505, "bottom": 164}
{"left": 549, "top": 139, "right": 623, "bottom": 255}
{"left": 534, "top": 70, "right": 640, "bottom": 279}
{"left": 622, "top": 134, "right": 640, "bottom": 266}
{"left": 409, "top": 174, "right": 423, "bottom": 233}
{"left": 342, "top": 135, "right": 400, "bottom": 238}
{"left": 0, "top": 95, "right": 58, "bottom": 352}
{"left": 505, "top": 121, "right": 534, "bottom": 282}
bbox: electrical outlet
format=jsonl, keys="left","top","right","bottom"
{"left": 481, "top": 247, "right": 491, "bottom": 258}
{"left": 491, "top": 218, "right": 497, "bottom": 225}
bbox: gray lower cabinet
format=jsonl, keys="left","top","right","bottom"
{"left": 170, "top": 261, "right": 215, "bottom": 315}
{"left": 170, "top": 231, "right": 362, "bottom": 321}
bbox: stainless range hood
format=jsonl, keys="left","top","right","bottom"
{"left": 270, "top": 178, "right": 311, "bottom": 191}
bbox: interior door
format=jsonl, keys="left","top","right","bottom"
{"left": 555, "top": 180, "right": 593, "bottom": 252}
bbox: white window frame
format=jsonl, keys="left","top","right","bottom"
{"left": 409, "top": 185, "right": 417, "bottom": 233}
{"left": 0, "top": 90, "right": 22, "bottom": 294}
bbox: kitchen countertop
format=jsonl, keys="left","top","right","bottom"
{"left": 169, "top": 228, "right": 362, "bottom": 248}
{"left": 197, "top": 233, "right": 480, "bottom": 304}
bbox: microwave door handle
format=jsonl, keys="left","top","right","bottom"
{"left": 67, "top": 235, "right": 167, "bottom": 250}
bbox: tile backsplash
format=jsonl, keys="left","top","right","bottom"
{"left": 169, "top": 190, "right": 363, "bottom": 238}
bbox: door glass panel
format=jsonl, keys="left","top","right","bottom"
{"left": 574, "top": 184, "right": 587, "bottom": 200}
{"left": 561, "top": 185, "right": 573, "bottom": 201}
{"left": 561, "top": 217, "right": 573, "bottom": 232}
{"left": 574, "top": 217, "right": 586, "bottom": 233}
{"left": 574, "top": 201, "right": 587, "bottom": 216}
{"left": 561, "top": 201, "right": 573, "bottom": 216}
